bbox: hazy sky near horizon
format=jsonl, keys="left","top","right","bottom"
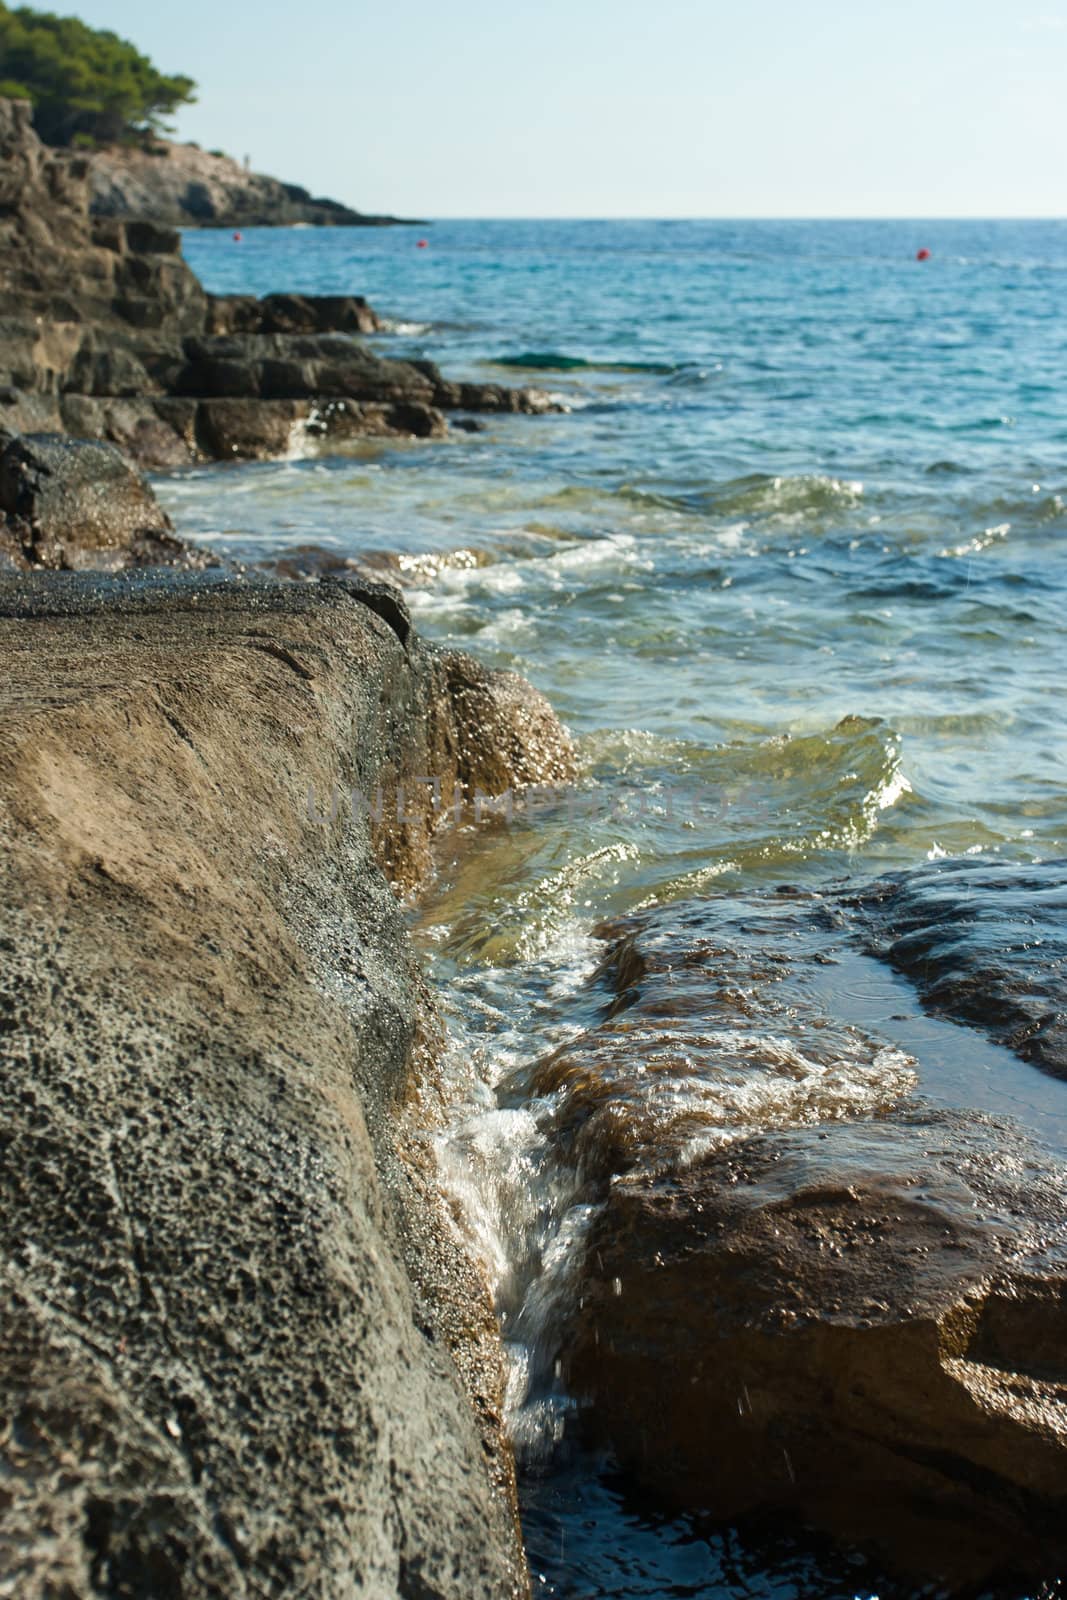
{"left": 69, "top": 0, "right": 1067, "bottom": 217}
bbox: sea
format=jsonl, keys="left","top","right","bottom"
{"left": 167, "top": 219, "right": 1067, "bottom": 1599}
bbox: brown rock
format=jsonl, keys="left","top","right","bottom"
{"left": 0, "top": 573, "right": 577, "bottom": 1598}
{"left": 194, "top": 396, "right": 308, "bottom": 460}
{"left": 546, "top": 895, "right": 1067, "bottom": 1591}
{"left": 442, "top": 650, "right": 582, "bottom": 798}
{"left": 566, "top": 1110, "right": 1067, "bottom": 1590}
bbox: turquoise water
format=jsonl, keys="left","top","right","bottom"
{"left": 167, "top": 220, "right": 1067, "bottom": 1598}
{"left": 176, "top": 219, "right": 1067, "bottom": 897}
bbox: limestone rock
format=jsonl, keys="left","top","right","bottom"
{"left": 0, "top": 573, "right": 577, "bottom": 1598}
{"left": 87, "top": 139, "right": 417, "bottom": 229}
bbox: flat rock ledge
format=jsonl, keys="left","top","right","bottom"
{"left": 850, "top": 856, "right": 1067, "bottom": 1080}
{"left": 0, "top": 98, "right": 556, "bottom": 467}
{"left": 0, "top": 570, "right": 576, "bottom": 1599}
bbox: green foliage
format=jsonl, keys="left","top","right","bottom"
{"left": 0, "top": 3, "right": 196, "bottom": 145}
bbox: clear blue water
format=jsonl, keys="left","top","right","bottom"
{"left": 176, "top": 219, "right": 1067, "bottom": 891}
{"left": 165, "top": 220, "right": 1067, "bottom": 1599}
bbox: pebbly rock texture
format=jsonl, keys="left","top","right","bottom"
{"left": 0, "top": 431, "right": 210, "bottom": 570}
{"left": 0, "top": 571, "right": 576, "bottom": 1599}
{"left": 0, "top": 97, "right": 556, "bottom": 466}
{"left": 851, "top": 856, "right": 1067, "bottom": 1080}
{"left": 88, "top": 139, "right": 417, "bottom": 230}
{"left": 542, "top": 894, "right": 1067, "bottom": 1592}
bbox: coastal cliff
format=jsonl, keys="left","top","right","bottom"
{"left": 88, "top": 138, "right": 416, "bottom": 229}
{"left": 0, "top": 98, "right": 551, "bottom": 466}
{"left": 0, "top": 568, "right": 575, "bottom": 1597}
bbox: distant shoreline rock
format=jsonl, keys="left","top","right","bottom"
{"left": 0, "top": 97, "right": 555, "bottom": 465}
{"left": 88, "top": 137, "right": 421, "bottom": 229}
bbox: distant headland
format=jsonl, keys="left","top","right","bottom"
{"left": 87, "top": 138, "right": 421, "bottom": 230}
{"left": 0, "top": 0, "right": 416, "bottom": 226}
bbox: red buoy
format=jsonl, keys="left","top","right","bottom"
{"left": 233, "top": 231, "right": 243, "bottom": 243}
{"left": 416, "top": 238, "right": 428, "bottom": 249}
{"left": 916, "top": 247, "right": 930, "bottom": 261}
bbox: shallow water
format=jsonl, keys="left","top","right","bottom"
{"left": 165, "top": 219, "right": 1067, "bottom": 1596}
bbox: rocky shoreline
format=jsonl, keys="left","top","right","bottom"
{"left": 87, "top": 138, "right": 419, "bottom": 230}
{"left": 0, "top": 566, "right": 575, "bottom": 1597}
{"left": 4, "top": 82, "right": 1067, "bottom": 1600}
{"left": 6, "top": 474, "right": 1066, "bottom": 1596}
{"left": 0, "top": 98, "right": 551, "bottom": 468}
{"left": 0, "top": 86, "right": 582, "bottom": 1592}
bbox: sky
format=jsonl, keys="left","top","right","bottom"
{"left": 66, "top": 0, "right": 1067, "bottom": 217}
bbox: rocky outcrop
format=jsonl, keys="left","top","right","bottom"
{"left": 205, "top": 292, "right": 383, "bottom": 337}
{"left": 0, "top": 431, "right": 210, "bottom": 570}
{"left": 525, "top": 893, "right": 1067, "bottom": 1592}
{"left": 0, "top": 98, "right": 555, "bottom": 466}
{"left": 0, "top": 571, "right": 576, "bottom": 1598}
{"left": 567, "top": 1108, "right": 1067, "bottom": 1592}
{"left": 852, "top": 856, "right": 1067, "bottom": 1079}
{"left": 88, "top": 139, "right": 416, "bottom": 229}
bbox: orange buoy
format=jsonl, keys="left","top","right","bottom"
{"left": 916, "top": 247, "right": 930, "bottom": 261}
{"left": 233, "top": 231, "right": 243, "bottom": 242}
{"left": 417, "top": 238, "right": 428, "bottom": 248}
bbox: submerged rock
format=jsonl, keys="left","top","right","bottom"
{"left": 524, "top": 892, "right": 915, "bottom": 1186}
{"left": 0, "top": 97, "right": 557, "bottom": 464}
{"left": 529, "top": 892, "right": 1067, "bottom": 1590}
{"left": 852, "top": 855, "right": 1067, "bottom": 1079}
{"left": 0, "top": 573, "right": 576, "bottom": 1597}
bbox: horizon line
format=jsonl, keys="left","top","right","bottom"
{"left": 405, "top": 214, "right": 1067, "bottom": 224}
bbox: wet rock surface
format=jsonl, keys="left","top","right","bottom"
{"left": 523, "top": 892, "right": 916, "bottom": 1187}
{"left": 519, "top": 890, "right": 1067, "bottom": 1590}
{"left": 851, "top": 855, "right": 1067, "bottom": 1080}
{"left": 0, "top": 572, "right": 576, "bottom": 1598}
{"left": 0, "top": 98, "right": 556, "bottom": 464}
{"left": 0, "top": 431, "right": 210, "bottom": 570}
{"left": 566, "top": 1108, "right": 1067, "bottom": 1591}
